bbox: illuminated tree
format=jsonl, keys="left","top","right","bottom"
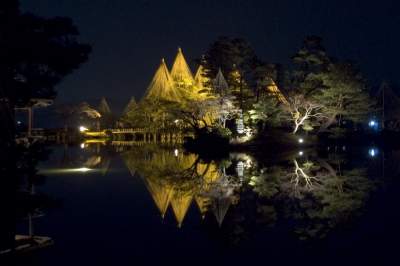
{"left": 283, "top": 36, "right": 332, "bottom": 134}
{"left": 125, "top": 99, "right": 180, "bottom": 130}
{"left": 228, "top": 64, "right": 255, "bottom": 110}
{"left": 290, "top": 36, "right": 331, "bottom": 95}
{"left": 78, "top": 102, "right": 101, "bottom": 119}
{"left": 311, "top": 63, "right": 375, "bottom": 131}
{"left": 287, "top": 36, "right": 375, "bottom": 134}
{"left": 250, "top": 155, "right": 374, "bottom": 240}
{"left": 76, "top": 102, "right": 101, "bottom": 130}
{"left": 284, "top": 94, "right": 326, "bottom": 134}
{"left": 250, "top": 63, "right": 280, "bottom": 101}
{"left": 247, "top": 96, "right": 284, "bottom": 130}
{"left": 200, "top": 37, "right": 258, "bottom": 109}
{"left": 215, "top": 95, "right": 241, "bottom": 128}
{"left": 177, "top": 99, "right": 216, "bottom": 131}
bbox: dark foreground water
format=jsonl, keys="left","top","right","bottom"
{"left": 2, "top": 142, "right": 400, "bottom": 265}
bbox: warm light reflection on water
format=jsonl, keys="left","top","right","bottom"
{"left": 39, "top": 167, "right": 95, "bottom": 174}
{"left": 4, "top": 140, "right": 397, "bottom": 265}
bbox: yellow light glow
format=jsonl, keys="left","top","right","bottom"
{"left": 79, "top": 126, "right": 89, "bottom": 132}
{"left": 77, "top": 167, "right": 92, "bottom": 172}
{"left": 39, "top": 167, "right": 94, "bottom": 175}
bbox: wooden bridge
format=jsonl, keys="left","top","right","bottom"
{"left": 82, "top": 128, "right": 193, "bottom": 144}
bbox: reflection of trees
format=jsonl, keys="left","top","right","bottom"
{"left": 290, "top": 160, "right": 322, "bottom": 196}
{"left": 119, "top": 147, "right": 376, "bottom": 241}
{"left": 120, "top": 146, "right": 240, "bottom": 227}
{"left": 0, "top": 142, "right": 57, "bottom": 254}
{"left": 251, "top": 155, "right": 374, "bottom": 240}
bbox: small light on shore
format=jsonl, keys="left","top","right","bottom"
{"left": 77, "top": 167, "right": 92, "bottom": 172}
{"left": 368, "top": 120, "right": 379, "bottom": 130}
{"left": 298, "top": 151, "right": 304, "bottom": 156}
{"left": 79, "top": 126, "right": 88, "bottom": 132}
{"left": 174, "top": 149, "right": 179, "bottom": 157}
{"left": 368, "top": 148, "right": 378, "bottom": 157}
{"left": 298, "top": 138, "right": 304, "bottom": 144}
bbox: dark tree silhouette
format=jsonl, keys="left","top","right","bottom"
{"left": 0, "top": 1, "right": 90, "bottom": 251}
{"left": 0, "top": 0, "right": 91, "bottom": 144}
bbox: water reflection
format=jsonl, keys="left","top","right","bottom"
{"left": 71, "top": 142, "right": 378, "bottom": 241}
{"left": 121, "top": 146, "right": 241, "bottom": 227}
{"left": 0, "top": 142, "right": 56, "bottom": 257}
{"left": 3, "top": 138, "right": 398, "bottom": 264}
{"left": 250, "top": 155, "right": 374, "bottom": 239}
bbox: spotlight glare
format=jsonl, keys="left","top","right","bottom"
{"left": 77, "top": 167, "right": 92, "bottom": 173}
{"left": 79, "top": 126, "right": 88, "bottom": 132}
{"left": 368, "top": 148, "right": 378, "bottom": 157}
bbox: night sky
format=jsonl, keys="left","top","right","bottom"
{"left": 21, "top": 0, "right": 399, "bottom": 113}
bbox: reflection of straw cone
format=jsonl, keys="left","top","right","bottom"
{"left": 144, "top": 177, "right": 173, "bottom": 218}
{"left": 170, "top": 190, "right": 193, "bottom": 228}
{"left": 212, "top": 197, "right": 232, "bottom": 227}
{"left": 120, "top": 147, "right": 233, "bottom": 227}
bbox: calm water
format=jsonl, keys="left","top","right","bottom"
{"left": 2, "top": 142, "right": 400, "bottom": 265}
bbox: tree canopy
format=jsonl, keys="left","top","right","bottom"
{"left": 0, "top": 1, "right": 91, "bottom": 106}
{"left": 0, "top": 0, "right": 91, "bottom": 142}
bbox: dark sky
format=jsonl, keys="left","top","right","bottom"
{"left": 21, "top": 0, "right": 399, "bottom": 113}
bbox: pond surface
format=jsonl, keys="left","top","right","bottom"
{"left": 2, "top": 142, "right": 400, "bottom": 265}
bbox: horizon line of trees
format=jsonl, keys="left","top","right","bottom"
{"left": 116, "top": 35, "right": 385, "bottom": 139}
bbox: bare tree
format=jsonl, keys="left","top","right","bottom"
{"left": 285, "top": 95, "right": 326, "bottom": 134}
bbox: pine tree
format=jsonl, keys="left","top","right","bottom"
{"left": 200, "top": 37, "right": 257, "bottom": 109}
{"left": 98, "top": 97, "right": 114, "bottom": 128}
{"left": 122, "top": 96, "right": 137, "bottom": 116}
{"left": 311, "top": 63, "right": 375, "bottom": 131}
{"left": 290, "top": 36, "right": 331, "bottom": 96}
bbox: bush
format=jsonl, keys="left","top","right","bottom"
{"left": 214, "top": 127, "right": 232, "bottom": 138}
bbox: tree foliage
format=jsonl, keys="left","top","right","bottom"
{"left": 284, "top": 36, "right": 374, "bottom": 133}
{"left": 200, "top": 36, "right": 274, "bottom": 110}
{"left": 284, "top": 94, "right": 326, "bottom": 133}
{"left": 0, "top": 1, "right": 91, "bottom": 105}
{"left": 311, "top": 63, "right": 375, "bottom": 131}
{"left": 0, "top": 0, "right": 91, "bottom": 142}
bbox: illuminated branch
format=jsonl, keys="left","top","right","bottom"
{"left": 286, "top": 95, "right": 326, "bottom": 134}
{"left": 177, "top": 95, "right": 239, "bottom": 131}
{"left": 216, "top": 95, "right": 240, "bottom": 128}
{"left": 290, "top": 159, "right": 321, "bottom": 197}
